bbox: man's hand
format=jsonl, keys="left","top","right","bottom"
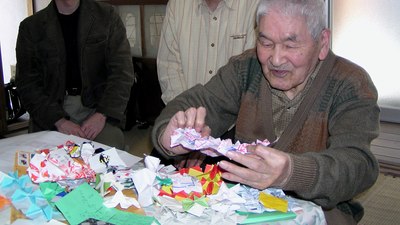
{"left": 81, "top": 112, "right": 106, "bottom": 140}
{"left": 218, "top": 145, "right": 292, "bottom": 190}
{"left": 55, "top": 118, "right": 85, "bottom": 137}
{"left": 160, "top": 107, "right": 211, "bottom": 155}
{"left": 174, "top": 151, "right": 207, "bottom": 169}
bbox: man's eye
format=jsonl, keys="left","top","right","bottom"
{"left": 259, "top": 40, "right": 273, "bottom": 47}
{"left": 263, "top": 43, "right": 273, "bottom": 47}
{"left": 258, "top": 37, "right": 272, "bottom": 47}
{"left": 285, "top": 44, "right": 298, "bottom": 49}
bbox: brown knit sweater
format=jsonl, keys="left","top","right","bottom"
{"left": 152, "top": 49, "right": 380, "bottom": 212}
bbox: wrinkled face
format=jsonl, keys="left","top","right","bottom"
{"left": 257, "top": 10, "right": 329, "bottom": 98}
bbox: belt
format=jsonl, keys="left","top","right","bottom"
{"left": 66, "top": 87, "right": 81, "bottom": 96}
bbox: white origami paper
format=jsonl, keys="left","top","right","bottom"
{"left": 131, "top": 167, "right": 157, "bottom": 207}
{"left": 88, "top": 148, "right": 127, "bottom": 173}
{"left": 103, "top": 190, "right": 140, "bottom": 209}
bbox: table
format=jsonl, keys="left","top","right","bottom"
{"left": 0, "top": 131, "right": 327, "bottom": 225}
{"left": 0, "top": 131, "right": 142, "bottom": 225}
{"left": 0, "top": 131, "right": 142, "bottom": 172}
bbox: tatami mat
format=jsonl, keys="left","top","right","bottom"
{"left": 355, "top": 173, "right": 400, "bottom": 225}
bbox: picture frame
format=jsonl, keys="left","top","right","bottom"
{"left": 117, "top": 5, "right": 142, "bottom": 57}
{"left": 142, "top": 5, "right": 166, "bottom": 58}
{"left": 102, "top": 0, "right": 168, "bottom": 58}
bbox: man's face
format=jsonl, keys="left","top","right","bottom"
{"left": 256, "top": 10, "right": 329, "bottom": 98}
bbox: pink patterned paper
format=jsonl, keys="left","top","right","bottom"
{"left": 27, "top": 143, "right": 96, "bottom": 183}
{"left": 170, "top": 128, "right": 271, "bottom": 157}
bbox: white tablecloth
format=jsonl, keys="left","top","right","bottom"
{"left": 0, "top": 131, "right": 326, "bottom": 225}
{"left": 0, "top": 131, "right": 141, "bottom": 173}
{"left": 0, "top": 131, "right": 141, "bottom": 225}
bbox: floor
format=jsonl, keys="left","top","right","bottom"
{"left": 371, "top": 121, "right": 400, "bottom": 176}
{"left": 355, "top": 172, "right": 400, "bottom": 225}
{"left": 124, "top": 124, "right": 153, "bottom": 157}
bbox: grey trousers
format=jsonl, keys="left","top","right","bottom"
{"left": 63, "top": 95, "right": 125, "bottom": 150}
{"left": 324, "top": 207, "right": 357, "bottom": 225}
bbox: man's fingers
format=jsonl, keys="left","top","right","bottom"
{"left": 219, "top": 160, "right": 265, "bottom": 189}
{"left": 184, "top": 107, "right": 197, "bottom": 128}
{"left": 186, "top": 152, "right": 206, "bottom": 167}
{"left": 225, "top": 151, "right": 266, "bottom": 171}
{"left": 194, "top": 107, "right": 206, "bottom": 131}
{"left": 200, "top": 125, "right": 211, "bottom": 137}
{"left": 218, "top": 160, "right": 251, "bottom": 180}
{"left": 171, "top": 111, "right": 186, "bottom": 128}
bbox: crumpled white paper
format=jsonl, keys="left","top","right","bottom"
{"left": 88, "top": 148, "right": 127, "bottom": 173}
{"left": 208, "top": 182, "right": 245, "bottom": 213}
{"left": 153, "top": 205, "right": 247, "bottom": 225}
{"left": 133, "top": 155, "right": 165, "bottom": 207}
{"left": 103, "top": 190, "right": 141, "bottom": 209}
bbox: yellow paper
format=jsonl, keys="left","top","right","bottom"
{"left": 188, "top": 167, "right": 203, "bottom": 177}
{"left": 161, "top": 185, "right": 173, "bottom": 195}
{"left": 259, "top": 192, "right": 288, "bottom": 213}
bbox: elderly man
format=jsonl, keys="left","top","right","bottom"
{"left": 151, "top": 0, "right": 380, "bottom": 224}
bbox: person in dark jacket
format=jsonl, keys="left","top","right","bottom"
{"left": 15, "top": 0, "right": 135, "bottom": 150}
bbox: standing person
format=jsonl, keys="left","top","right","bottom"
{"left": 15, "top": 0, "right": 135, "bottom": 150}
{"left": 151, "top": 0, "right": 380, "bottom": 224}
{"left": 157, "top": 0, "right": 260, "bottom": 104}
{"left": 153, "top": 0, "right": 260, "bottom": 166}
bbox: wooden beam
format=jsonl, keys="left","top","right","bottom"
{"left": 0, "top": 44, "right": 7, "bottom": 135}
{"left": 99, "top": 0, "right": 168, "bottom": 5}
{"left": 27, "top": 0, "right": 34, "bottom": 16}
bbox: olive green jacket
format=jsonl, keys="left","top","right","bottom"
{"left": 15, "top": 0, "right": 134, "bottom": 130}
{"left": 152, "top": 49, "right": 380, "bottom": 211}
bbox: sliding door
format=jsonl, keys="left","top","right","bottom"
{"left": 330, "top": 0, "right": 400, "bottom": 123}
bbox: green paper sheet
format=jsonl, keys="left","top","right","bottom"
{"left": 107, "top": 208, "right": 155, "bottom": 225}
{"left": 55, "top": 182, "right": 155, "bottom": 225}
{"left": 237, "top": 210, "right": 296, "bottom": 224}
{"left": 55, "top": 183, "right": 104, "bottom": 225}
{"left": 39, "top": 182, "right": 65, "bottom": 205}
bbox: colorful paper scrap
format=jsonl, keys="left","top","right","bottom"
{"left": 259, "top": 192, "right": 288, "bottom": 213}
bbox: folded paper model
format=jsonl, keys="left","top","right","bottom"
{"left": 171, "top": 128, "right": 272, "bottom": 156}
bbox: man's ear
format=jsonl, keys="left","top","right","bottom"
{"left": 318, "top": 29, "right": 331, "bottom": 60}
